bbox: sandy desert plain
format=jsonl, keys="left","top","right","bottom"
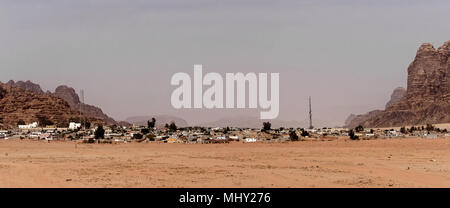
{"left": 1, "top": 137, "right": 450, "bottom": 188}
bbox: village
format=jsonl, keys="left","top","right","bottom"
{"left": 1, "top": 118, "right": 449, "bottom": 144}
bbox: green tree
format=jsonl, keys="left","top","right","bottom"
{"left": 147, "top": 118, "right": 156, "bottom": 129}
{"left": 400, "top": 127, "right": 407, "bottom": 134}
{"left": 133, "top": 133, "right": 143, "bottom": 140}
{"left": 426, "top": 124, "right": 435, "bottom": 132}
{"left": 262, "top": 122, "right": 272, "bottom": 131}
{"left": 289, "top": 131, "right": 299, "bottom": 141}
{"left": 146, "top": 133, "right": 156, "bottom": 141}
{"left": 223, "top": 127, "right": 230, "bottom": 134}
{"left": 94, "top": 125, "right": 105, "bottom": 140}
{"left": 355, "top": 125, "right": 364, "bottom": 132}
{"left": 301, "top": 129, "right": 310, "bottom": 137}
{"left": 349, "top": 129, "right": 359, "bottom": 140}
{"left": 169, "top": 122, "right": 177, "bottom": 132}
{"left": 141, "top": 128, "right": 150, "bottom": 135}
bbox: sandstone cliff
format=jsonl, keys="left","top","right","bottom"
{"left": 0, "top": 82, "right": 102, "bottom": 128}
{"left": 54, "top": 86, "right": 117, "bottom": 125}
{"left": 346, "top": 40, "right": 450, "bottom": 128}
{"left": 5, "top": 81, "right": 117, "bottom": 125}
{"left": 385, "top": 87, "right": 406, "bottom": 109}
{"left": 6, "top": 80, "right": 44, "bottom": 94}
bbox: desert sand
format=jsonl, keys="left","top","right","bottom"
{"left": 1, "top": 138, "right": 450, "bottom": 188}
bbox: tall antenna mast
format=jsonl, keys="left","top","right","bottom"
{"left": 80, "top": 89, "right": 85, "bottom": 129}
{"left": 309, "top": 96, "right": 313, "bottom": 129}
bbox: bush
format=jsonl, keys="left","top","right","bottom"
{"left": 147, "top": 118, "right": 156, "bottom": 129}
{"left": 133, "top": 133, "right": 143, "bottom": 140}
{"left": 146, "top": 134, "right": 156, "bottom": 141}
{"left": 400, "top": 127, "right": 407, "bottom": 134}
{"left": 262, "top": 122, "right": 271, "bottom": 131}
{"left": 289, "top": 131, "right": 299, "bottom": 141}
{"left": 301, "top": 130, "right": 310, "bottom": 137}
{"left": 355, "top": 125, "right": 364, "bottom": 132}
{"left": 349, "top": 129, "right": 359, "bottom": 140}
{"left": 141, "top": 128, "right": 150, "bottom": 135}
{"left": 426, "top": 124, "right": 435, "bottom": 132}
{"left": 94, "top": 126, "right": 105, "bottom": 140}
{"left": 169, "top": 122, "right": 177, "bottom": 132}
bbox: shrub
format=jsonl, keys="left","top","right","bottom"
{"left": 141, "top": 128, "right": 150, "bottom": 135}
{"left": 169, "top": 122, "right": 177, "bottom": 132}
{"left": 94, "top": 126, "right": 105, "bottom": 139}
{"left": 349, "top": 129, "right": 359, "bottom": 140}
{"left": 133, "top": 133, "right": 143, "bottom": 140}
{"left": 289, "top": 131, "right": 299, "bottom": 141}
{"left": 146, "top": 134, "right": 156, "bottom": 141}
{"left": 301, "top": 130, "right": 310, "bottom": 137}
{"left": 355, "top": 125, "right": 364, "bottom": 132}
{"left": 262, "top": 122, "right": 271, "bottom": 131}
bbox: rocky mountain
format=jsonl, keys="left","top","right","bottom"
{"left": 125, "top": 115, "right": 189, "bottom": 127}
{"left": 6, "top": 80, "right": 44, "bottom": 94}
{"left": 346, "top": 40, "right": 450, "bottom": 128}
{"left": 0, "top": 82, "right": 102, "bottom": 128}
{"left": 53, "top": 85, "right": 117, "bottom": 125}
{"left": 344, "top": 110, "right": 384, "bottom": 129}
{"left": 385, "top": 87, "right": 406, "bottom": 109}
{"left": 5, "top": 81, "right": 117, "bottom": 125}
{"left": 344, "top": 87, "right": 406, "bottom": 128}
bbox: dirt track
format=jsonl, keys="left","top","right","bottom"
{"left": 1, "top": 138, "right": 450, "bottom": 188}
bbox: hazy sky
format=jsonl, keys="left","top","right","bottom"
{"left": 1, "top": 0, "right": 450, "bottom": 127}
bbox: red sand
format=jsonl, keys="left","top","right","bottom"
{"left": 1, "top": 138, "right": 450, "bottom": 188}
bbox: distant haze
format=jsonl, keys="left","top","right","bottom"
{"left": 1, "top": 0, "right": 450, "bottom": 127}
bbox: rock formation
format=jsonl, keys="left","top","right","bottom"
{"left": 346, "top": 40, "right": 450, "bottom": 128}
{"left": 385, "top": 87, "right": 406, "bottom": 109}
{"left": 344, "top": 110, "right": 384, "bottom": 129}
{"left": 0, "top": 82, "right": 102, "bottom": 128}
{"left": 54, "top": 85, "right": 117, "bottom": 125}
{"left": 5, "top": 81, "right": 117, "bottom": 125}
{"left": 6, "top": 80, "right": 44, "bottom": 94}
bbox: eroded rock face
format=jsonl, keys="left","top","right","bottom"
{"left": 53, "top": 85, "right": 117, "bottom": 125}
{"left": 344, "top": 86, "right": 406, "bottom": 128}
{"left": 6, "top": 80, "right": 44, "bottom": 94}
{"left": 404, "top": 42, "right": 450, "bottom": 104}
{"left": 385, "top": 87, "right": 406, "bottom": 109}
{"left": 54, "top": 86, "right": 80, "bottom": 108}
{"left": 349, "top": 41, "right": 450, "bottom": 128}
{"left": 344, "top": 110, "right": 383, "bottom": 129}
{"left": 0, "top": 82, "right": 102, "bottom": 128}
{"left": 6, "top": 81, "right": 117, "bottom": 125}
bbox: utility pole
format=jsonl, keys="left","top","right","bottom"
{"left": 309, "top": 96, "right": 313, "bottom": 129}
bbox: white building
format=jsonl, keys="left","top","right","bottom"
{"left": 0, "top": 130, "right": 8, "bottom": 138}
{"left": 18, "top": 122, "right": 38, "bottom": 129}
{"left": 229, "top": 135, "right": 239, "bottom": 140}
{"left": 244, "top": 138, "right": 257, "bottom": 143}
{"left": 69, "top": 122, "right": 81, "bottom": 130}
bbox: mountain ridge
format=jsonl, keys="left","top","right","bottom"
{"left": 345, "top": 40, "right": 450, "bottom": 128}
